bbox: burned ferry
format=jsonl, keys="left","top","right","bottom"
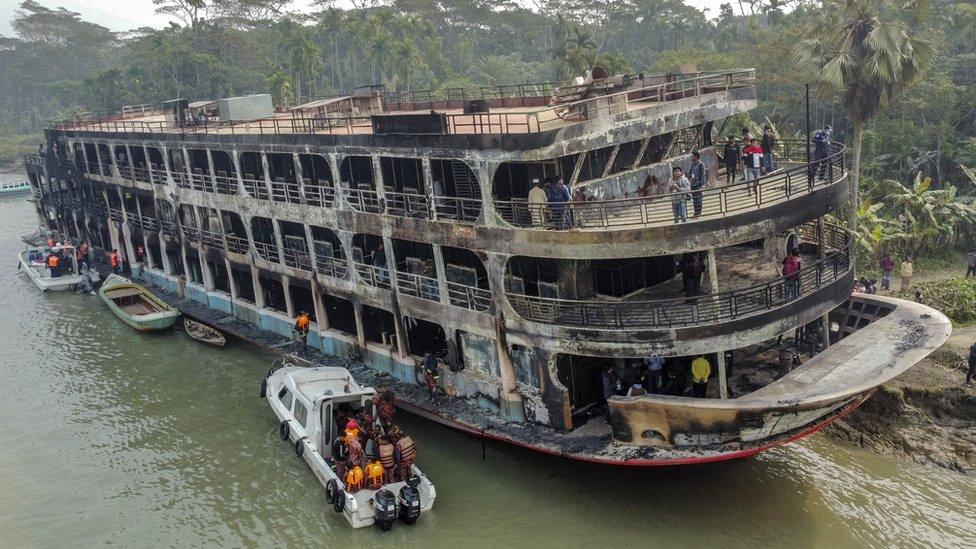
{"left": 24, "top": 68, "right": 950, "bottom": 465}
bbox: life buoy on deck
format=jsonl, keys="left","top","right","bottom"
{"left": 294, "top": 438, "right": 305, "bottom": 457}
{"left": 279, "top": 420, "right": 290, "bottom": 441}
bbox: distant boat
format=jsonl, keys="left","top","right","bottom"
{"left": 184, "top": 317, "right": 226, "bottom": 346}
{"left": 98, "top": 274, "right": 181, "bottom": 332}
{"left": 17, "top": 246, "right": 87, "bottom": 291}
{"left": 0, "top": 181, "right": 31, "bottom": 195}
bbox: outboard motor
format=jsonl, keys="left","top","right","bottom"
{"left": 372, "top": 489, "right": 397, "bottom": 531}
{"left": 397, "top": 482, "right": 421, "bottom": 525}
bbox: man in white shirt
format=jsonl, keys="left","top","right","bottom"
{"left": 527, "top": 178, "right": 548, "bottom": 227}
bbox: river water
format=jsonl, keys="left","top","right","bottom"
{"left": 2, "top": 180, "right": 975, "bottom": 548}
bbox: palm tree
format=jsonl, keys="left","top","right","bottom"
{"left": 793, "top": 0, "right": 936, "bottom": 222}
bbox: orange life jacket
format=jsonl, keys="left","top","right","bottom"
{"left": 47, "top": 254, "right": 59, "bottom": 268}
{"left": 366, "top": 461, "right": 384, "bottom": 489}
{"left": 296, "top": 314, "right": 310, "bottom": 331}
{"left": 345, "top": 466, "right": 364, "bottom": 492}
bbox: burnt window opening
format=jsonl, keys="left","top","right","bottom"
{"left": 641, "top": 133, "right": 675, "bottom": 166}
{"left": 251, "top": 216, "right": 278, "bottom": 262}
{"left": 268, "top": 153, "right": 300, "bottom": 204}
{"left": 323, "top": 294, "right": 356, "bottom": 336}
{"left": 230, "top": 263, "right": 255, "bottom": 302}
{"left": 104, "top": 187, "right": 122, "bottom": 209}
{"left": 289, "top": 282, "right": 316, "bottom": 323}
{"left": 165, "top": 244, "right": 184, "bottom": 276}
{"left": 429, "top": 159, "right": 482, "bottom": 222}
{"left": 188, "top": 148, "right": 211, "bottom": 173}
{"left": 83, "top": 143, "right": 98, "bottom": 171}
{"left": 221, "top": 211, "right": 248, "bottom": 253}
{"left": 136, "top": 194, "right": 157, "bottom": 220}
{"left": 185, "top": 250, "right": 204, "bottom": 284}
{"left": 505, "top": 256, "right": 559, "bottom": 298}
{"left": 576, "top": 145, "right": 615, "bottom": 182}
{"left": 492, "top": 161, "right": 560, "bottom": 201}
{"left": 97, "top": 144, "right": 113, "bottom": 176}
{"left": 351, "top": 234, "right": 384, "bottom": 266}
{"left": 591, "top": 256, "right": 677, "bottom": 298}
{"left": 208, "top": 260, "right": 231, "bottom": 294}
{"left": 362, "top": 305, "right": 396, "bottom": 346}
{"left": 611, "top": 140, "right": 644, "bottom": 173}
{"left": 211, "top": 150, "right": 237, "bottom": 195}
{"left": 340, "top": 156, "right": 379, "bottom": 212}
{"left": 405, "top": 317, "right": 447, "bottom": 358}
{"left": 298, "top": 154, "right": 334, "bottom": 206}
{"left": 442, "top": 247, "right": 487, "bottom": 288}
{"left": 239, "top": 152, "right": 267, "bottom": 199}
{"left": 147, "top": 147, "right": 165, "bottom": 176}
{"left": 279, "top": 220, "right": 310, "bottom": 270}
{"left": 556, "top": 354, "right": 614, "bottom": 423}
{"left": 73, "top": 143, "right": 86, "bottom": 172}
{"left": 178, "top": 204, "right": 198, "bottom": 229}
{"left": 129, "top": 146, "right": 149, "bottom": 182}
{"left": 380, "top": 157, "right": 427, "bottom": 218}
{"left": 310, "top": 226, "right": 345, "bottom": 277}
{"left": 147, "top": 240, "right": 163, "bottom": 268}
{"left": 392, "top": 239, "right": 437, "bottom": 299}
{"left": 113, "top": 145, "right": 131, "bottom": 179}
{"left": 259, "top": 275, "right": 287, "bottom": 313}
{"left": 156, "top": 200, "right": 177, "bottom": 224}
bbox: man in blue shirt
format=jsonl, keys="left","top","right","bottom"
{"left": 547, "top": 176, "right": 572, "bottom": 229}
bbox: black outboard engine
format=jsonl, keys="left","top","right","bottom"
{"left": 373, "top": 489, "right": 397, "bottom": 531}
{"left": 398, "top": 482, "right": 421, "bottom": 525}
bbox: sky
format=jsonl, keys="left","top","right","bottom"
{"left": 0, "top": 0, "right": 730, "bottom": 36}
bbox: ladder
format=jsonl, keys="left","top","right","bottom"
{"left": 450, "top": 160, "right": 479, "bottom": 198}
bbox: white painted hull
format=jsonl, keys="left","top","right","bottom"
{"left": 18, "top": 248, "right": 86, "bottom": 292}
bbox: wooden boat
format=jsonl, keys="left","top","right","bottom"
{"left": 184, "top": 318, "right": 226, "bottom": 346}
{"left": 18, "top": 246, "right": 87, "bottom": 291}
{"left": 98, "top": 274, "right": 181, "bottom": 332}
{"left": 0, "top": 181, "right": 30, "bottom": 196}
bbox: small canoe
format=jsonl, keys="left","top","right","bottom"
{"left": 0, "top": 181, "right": 30, "bottom": 195}
{"left": 184, "top": 318, "right": 226, "bottom": 347}
{"left": 99, "top": 274, "right": 181, "bottom": 332}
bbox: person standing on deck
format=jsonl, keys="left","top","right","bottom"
{"left": 967, "top": 342, "right": 976, "bottom": 385}
{"left": 813, "top": 125, "right": 832, "bottom": 180}
{"left": 643, "top": 356, "right": 664, "bottom": 393}
{"left": 688, "top": 151, "right": 707, "bottom": 217}
{"left": 548, "top": 176, "right": 572, "bottom": 229}
{"left": 110, "top": 249, "right": 122, "bottom": 274}
{"left": 723, "top": 137, "right": 740, "bottom": 183}
{"left": 900, "top": 257, "right": 914, "bottom": 292}
{"left": 691, "top": 356, "right": 711, "bottom": 398}
{"left": 294, "top": 310, "right": 310, "bottom": 351}
{"left": 761, "top": 126, "right": 776, "bottom": 174}
{"left": 668, "top": 166, "right": 690, "bottom": 223}
{"left": 527, "top": 178, "right": 548, "bottom": 227}
{"left": 743, "top": 138, "right": 764, "bottom": 194}
{"left": 880, "top": 253, "right": 895, "bottom": 290}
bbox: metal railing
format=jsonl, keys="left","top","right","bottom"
{"left": 344, "top": 187, "right": 382, "bottom": 213}
{"left": 225, "top": 233, "right": 249, "bottom": 254}
{"left": 433, "top": 195, "right": 482, "bottom": 223}
{"left": 396, "top": 270, "right": 440, "bottom": 302}
{"left": 447, "top": 281, "right": 492, "bottom": 311}
{"left": 253, "top": 240, "right": 280, "bottom": 263}
{"left": 47, "top": 70, "right": 754, "bottom": 137}
{"left": 302, "top": 180, "right": 335, "bottom": 207}
{"left": 313, "top": 253, "right": 348, "bottom": 279}
{"left": 214, "top": 173, "right": 237, "bottom": 195}
{"left": 181, "top": 225, "right": 200, "bottom": 242}
{"left": 281, "top": 246, "right": 313, "bottom": 271}
{"left": 199, "top": 229, "right": 223, "bottom": 248}
{"left": 270, "top": 178, "right": 303, "bottom": 204}
{"left": 354, "top": 262, "right": 392, "bottom": 290}
{"left": 496, "top": 142, "right": 845, "bottom": 231}
{"left": 159, "top": 220, "right": 178, "bottom": 238}
{"left": 507, "top": 223, "right": 852, "bottom": 330}
{"left": 242, "top": 176, "right": 269, "bottom": 200}
{"left": 384, "top": 189, "right": 430, "bottom": 218}
{"left": 189, "top": 171, "right": 215, "bottom": 193}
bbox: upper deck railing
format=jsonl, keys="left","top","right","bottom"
{"left": 45, "top": 69, "right": 755, "bottom": 137}
{"left": 507, "top": 222, "right": 852, "bottom": 330}
{"left": 495, "top": 140, "right": 845, "bottom": 231}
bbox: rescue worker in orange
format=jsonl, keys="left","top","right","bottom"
{"left": 294, "top": 310, "right": 310, "bottom": 351}
{"left": 46, "top": 250, "right": 61, "bottom": 278}
{"left": 110, "top": 249, "right": 122, "bottom": 274}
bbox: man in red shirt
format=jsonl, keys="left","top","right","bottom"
{"left": 783, "top": 249, "right": 801, "bottom": 300}
{"left": 879, "top": 253, "right": 895, "bottom": 290}
{"left": 743, "top": 138, "right": 764, "bottom": 193}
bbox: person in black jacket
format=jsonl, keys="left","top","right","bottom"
{"left": 761, "top": 126, "right": 776, "bottom": 174}
{"left": 967, "top": 342, "right": 976, "bottom": 385}
{"left": 722, "top": 137, "right": 740, "bottom": 183}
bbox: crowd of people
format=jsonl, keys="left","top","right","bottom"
{"left": 526, "top": 176, "right": 574, "bottom": 229}
{"left": 601, "top": 354, "right": 716, "bottom": 402}
{"left": 42, "top": 236, "right": 92, "bottom": 278}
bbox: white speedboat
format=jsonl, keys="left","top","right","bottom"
{"left": 261, "top": 355, "right": 436, "bottom": 530}
{"left": 18, "top": 246, "right": 87, "bottom": 291}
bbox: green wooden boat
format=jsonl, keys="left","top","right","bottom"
{"left": 99, "top": 274, "right": 181, "bottom": 332}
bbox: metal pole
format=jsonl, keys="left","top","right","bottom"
{"left": 805, "top": 84, "right": 812, "bottom": 188}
